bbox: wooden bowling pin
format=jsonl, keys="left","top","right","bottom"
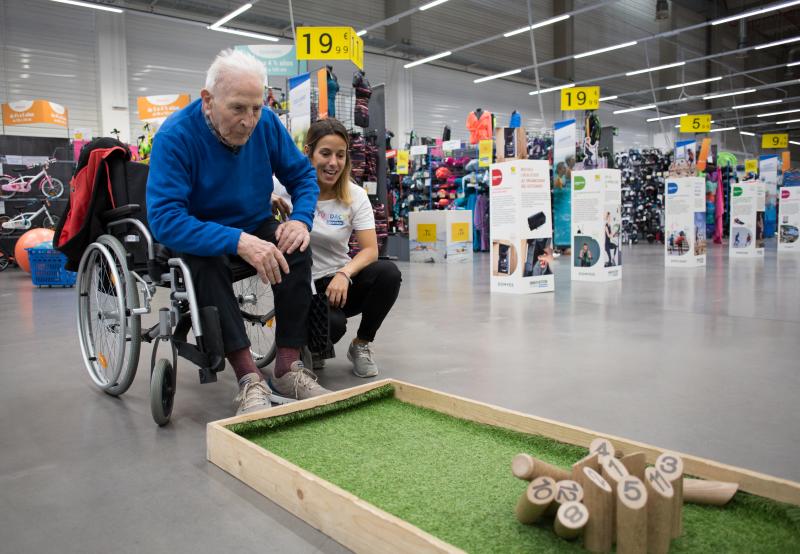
{"left": 682, "top": 478, "right": 739, "bottom": 505}
{"left": 512, "top": 453, "right": 570, "bottom": 482}
{"left": 620, "top": 451, "right": 646, "bottom": 480}
{"left": 572, "top": 451, "right": 601, "bottom": 482}
{"left": 581, "top": 466, "right": 614, "bottom": 553}
{"left": 616, "top": 476, "right": 648, "bottom": 554}
{"left": 644, "top": 467, "right": 674, "bottom": 554}
{"left": 515, "top": 476, "right": 556, "bottom": 524}
{"left": 656, "top": 452, "right": 684, "bottom": 538}
{"left": 589, "top": 437, "right": 616, "bottom": 460}
{"left": 601, "top": 454, "right": 629, "bottom": 541}
{"left": 554, "top": 501, "right": 589, "bottom": 540}
{"left": 546, "top": 479, "right": 585, "bottom": 516}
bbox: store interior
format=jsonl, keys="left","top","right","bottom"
{"left": 1, "top": 0, "right": 799, "bottom": 552}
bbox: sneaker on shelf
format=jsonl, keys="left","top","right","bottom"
{"left": 234, "top": 373, "right": 272, "bottom": 415}
{"left": 269, "top": 361, "right": 331, "bottom": 400}
{"left": 347, "top": 341, "right": 379, "bottom": 378}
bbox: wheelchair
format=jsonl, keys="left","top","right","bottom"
{"left": 75, "top": 161, "right": 278, "bottom": 425}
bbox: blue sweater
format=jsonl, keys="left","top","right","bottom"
{"left": 147, "top": 99, "right": 319, "bottom": 256}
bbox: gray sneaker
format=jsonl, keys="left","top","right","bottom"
{"left": 269, "top": 361, "right": 331, "bottom": 400}
{"left": 347, "top": 341, "right": 379, "bottom": 378}
{"left": 234, "top": 373, "right": 272, "bottom": 415}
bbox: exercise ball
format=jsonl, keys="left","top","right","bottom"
{"left": 14, "top": 228, "right": 55, "bottom": 273}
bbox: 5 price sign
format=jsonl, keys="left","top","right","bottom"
{"left": 679, "top": 115, "right": 711, "bottom": 133}
{"left": 560, "top": 87, "right": 600, "bottom": 111}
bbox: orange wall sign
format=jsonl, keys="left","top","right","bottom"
{"left": 2, "top": 99, "right": 68, "bottom": 127}
{"left": 137, "top": 94, "right": 190, "bottom": 120}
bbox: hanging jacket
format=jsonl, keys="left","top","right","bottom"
{"left": 54, "top": 138, "right": 132, "bottom": 270}
{"left": 466, "top": 110, "right": 493, "bottom": 144}
{"left": 509, "top": 111, "right": 521, "bottom": 128}
{"left": 326, "top": 75, "right": 339, "bottom": 118}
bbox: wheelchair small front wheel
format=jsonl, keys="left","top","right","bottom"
{"left": 150, "top": 358, "right": 175, "bottom": 426}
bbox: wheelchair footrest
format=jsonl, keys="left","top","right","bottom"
{"left": 172, "top": 307, "right": 226, "bottom": 385}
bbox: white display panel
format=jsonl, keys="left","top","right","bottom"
{"left": 729, "top": 180, "right": 765, "bottom": 258}
{"left": 489, "top": 160, "right": 554, "bottom": 294}
{"left": 665, "top": 177, "right": 707, "bottom": 267}
{"left": 571, "top": 169, "right": 623, "bottom": 281}
{"left": 409, "top": 210, "right": 472, "bottom": 263}
{"left": 778, "top": 186, "right": 800, "bottom": 252}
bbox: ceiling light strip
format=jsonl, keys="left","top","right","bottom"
{"left": 49, "top": 0, "right": 123, "bottom": 13}
{"left": 665, "top": 76, "right": 722, "bottom": 89}
{"left": 790, "top": 140, "right": 800, "bottom": 146}
{"left": 709, "top": 126, "right": 737, "bottom": 132}
{"left": 474, "top": 68, "right": 522, "bottom": 83}
{"left": 732, "top": 99, "right": 783, "bottom": 110}
{"left": 404, "top": 51, "right": 452, "bottom": 69}
{"left": 739, "top": 131, "right": 756, "bottom": 136}
{"left": 614, "top": 104, "right": 656, "bottom": 114}
{"left": 208, "top": 26, "right": 279, "bottom": 41}
{"left": 574, "top": 41, "right": 637, "bottom": 59}
{"left": 529, "top": 83, "right": 575, "bottom": 96}
{"left": 755, "top": 36, "right": 800, "bottom": 50}
{"left": 776, "top": 118, "right": 800, "bottom": 124}
{"left": 703, "top": 89, "right": 757, "bottom": 100}
{"left": 626, "top": 61, "right": 685, "bottom": 76}
{"left": 646, "top": 113, "right": 688, "bottom": 122}
{"left": 209, "top": 3, "right": 252, "bottom": 29}
{"left": 599, "top": 95, "right": 618, "bottom": 101}
{"left": 758, "top": 108, "right": 800, "bottom": 117}
{"left": 711, "top": 0, "right": 800, "bottom": 26}
{"left": 503, "top": 14, "right": 571, "bottom": 38}
{"left": 419, "top": 0, "right": 450, "bottom": 11}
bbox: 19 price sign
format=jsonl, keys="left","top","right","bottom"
{"left": 762, "top": 133, "right": 788, "bottom": 149}
{"left": 296, "top": 27, "right": 359, "bottom": 64}
{"left": 560, "top": 87, "right": 600, "bottom": 111}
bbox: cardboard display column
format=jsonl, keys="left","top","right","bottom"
{"left": 409, "top": 210, "right": 472, "bottom": 263}
{"left": 489, "top": 160, "right": 554, "bottom": 294}
{"left": 729, "top": 180, "right": 765, "bottom": 258}
{"left": 570, "top": 169, "right": 622, "bottom": 281}
{"left": 778, "top": 184, "right": 800, "bottom": 252}
{"left": 664, "top": 177, "right": 707, "bottom": 267}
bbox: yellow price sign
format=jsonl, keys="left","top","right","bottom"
{"left": 396, "top": 150, "right": 409, "bottom": 175}
{"left": 762, "top": 133, "right": 788, "bottom": 149}
{"left": 679, "top": 114, "right": 711, "bottom": 133}
{"left": 451, "top": 222, "right": 469, "bottom": 242}
{"left": 417, "top": 223, "right": 436, "bottom": 243}
{"left": 478, "top": 139, "right": 493, "bottom": 167}
{"left": 560, "top": 86, "right": 600, "bottom": 111}
{"left": 296, "top": 27, "right": 353, "bottom": 61}
{"left": 745, "top": 159, "right": 758, "bottom": 173}
{"left": 350, "top": 33, "right": 364, "bottom": 69}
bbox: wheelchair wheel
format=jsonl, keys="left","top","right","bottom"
{"left": 76, "top": 235, "right": 141, "bottom": 396}
{"left": 233, "top": 276, "right": 277, "bottom": 368}
{"left": 150, "top": 358, "right": 175, "bottom": 426}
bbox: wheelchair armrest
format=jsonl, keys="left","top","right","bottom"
{"left": 101, "top": 204, "right": 141, "bottom": 224}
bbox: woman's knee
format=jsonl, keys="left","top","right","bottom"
{"left": 328, "top": 308, "right": 347, "bottom": 344}
{"left": 375, "top": 260, "right": 402, "bottom": 288}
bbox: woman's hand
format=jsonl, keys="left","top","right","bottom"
{"left": 325, "top": 272, "right": 350, "bottom": 308}
{"left": 271, "top": 194, "right": 292, "bottom": 220}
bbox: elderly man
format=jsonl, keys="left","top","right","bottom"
{"left": 147, "top": 49, "right": 329, "bottom": 415}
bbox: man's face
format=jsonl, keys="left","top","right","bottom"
{"left": 201, "top": 73, "right": 263, "bottom": 146}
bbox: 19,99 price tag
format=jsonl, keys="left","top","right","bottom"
{"left": 560, "top": 87, "right": 599, "bottom": 111}
{"left": 296, "top": 27, "right": 353, "bottom": 61}
{"left": 762, "top": 134, "right": 788, "bottom": 149}
{"left": 417, "top": 223, "right": 436, "bottom": 243}
{"left": 679, "top": 115, "right": 711, "bottom": 133}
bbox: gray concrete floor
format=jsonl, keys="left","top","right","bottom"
{"left": 1, "top": 241, "right": 798, "bottom": 553}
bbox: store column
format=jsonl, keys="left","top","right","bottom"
{"left": 96, "top": 12, "right": 131, "bottom": 143}
{"left": 386, "top": 59, "right": 413, "bottom": 152}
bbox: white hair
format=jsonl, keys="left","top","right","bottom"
{"left": 205, "top": 49, "right": 266, "bottom": 94}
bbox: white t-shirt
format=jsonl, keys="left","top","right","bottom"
{"left": 276, "top": 180, "right": 375, "bottom": 280}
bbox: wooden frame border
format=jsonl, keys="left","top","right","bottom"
{"left": 208, "top": 379, "right": 800, "bottom": 553}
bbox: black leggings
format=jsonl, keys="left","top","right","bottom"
{"left": 179, "top": 217, "right": 312, "bottom": 354}
{"left": 316, "top": 260, "right": 402, "bottom": 344}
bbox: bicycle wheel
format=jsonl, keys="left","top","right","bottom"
{"left": 41, "top": 178, "right": 64, "bottom": 199}
{"left": 76, "top": 235, "right": 141, "bottom": 395}
{"left": 43, "top": 214, "right": 60, "bottom": 231}
{"left": 0, "top": 215, "right": 12, "bottom": 236}
{"left": 0, "top": 177, "right": 15, "bottom": 200}
{"left": 232, "top": 276, "right": 277, "bottom": 369}
{"left": 0, "top": 253, "right": 9, "bottom": 271}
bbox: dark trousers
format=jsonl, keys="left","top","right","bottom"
{"left": 180, "top": 217, "right": 312, "bottom": 354}
{"left": 316, "top": 260, "right": 402, "bottom": 345}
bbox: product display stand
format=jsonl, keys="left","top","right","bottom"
{"left": 729, "top": 180, "right": 765, "bottom": 258}
{"left": 664, "top": 177, "right": 707, "bottom": 267}
{"left": 408, "top": 210, "right": 473, "bottom": 263}
{"left": 570, "top": 169, "right": 623, "bottom": 281}
{"left": 778, "top": 181, "right": 800, "bottom": 252}
{"left": 489, "top": 159, "right": 554, "bottom": 294}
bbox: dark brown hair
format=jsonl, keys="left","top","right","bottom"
{"left": 304, "top": 118, "right": 352, "bottom": 205}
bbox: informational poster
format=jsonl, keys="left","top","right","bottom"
{"left": 288, "top": 72, "right": 311, "bottom": 150}
{"left": 137, "top": 94, "right": 190, "bottom": 122}
{"left": 235, "top": 44, "right": 306, "bottom": 81}
{"left": 759, "top": 155, "right": 779, "bottom": 238}
{"left": 409, "top": 210, "right": 472, "bottom": 263}
{"left": 571, "top": 169, "right": 622, "bottom": 281}
{"left": 664, "top": 177, "right": 706, "bottom": 267}
{"left": 489, "top": 160, "right": 554, "bottom": 294}
{"left": 729, "top": 180, "right": 765, "bottom": 258}
{"left": 778, "top": 177, "right": 800, "bottom": 252}
{"left": 2, "top": 99, "right": 67, "bottom": 127}
{"left": 553, "top": 119, "right": 576, "bottom": 249}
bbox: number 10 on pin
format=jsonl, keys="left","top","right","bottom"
{"left": 561, "top": 86, "right": 600, "bottom": 111}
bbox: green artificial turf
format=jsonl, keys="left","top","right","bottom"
{"left": 231, "top": 390, "right": 800, "bottom": 553}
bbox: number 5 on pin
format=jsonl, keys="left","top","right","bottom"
{"left": 561, "top": 86, "right": 600, "bottom": 111}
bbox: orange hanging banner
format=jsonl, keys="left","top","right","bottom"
{"left": 696, "top": 138, "right": 712, "bottom": 171}
{"left": 783, "top": 151, "right": 791, "bottom": 171}
{"left": 2, "top": 99, "right": 68, "bottom": 127}
{"left": 316, "top": 68, "right": 328, "bottom": 119}
{"left": 136, "top": 94, "right": 190, "bottom": 121}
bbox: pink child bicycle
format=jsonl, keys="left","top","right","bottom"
{"left": 0, "top": 158, "right": 64, "bottom": 200}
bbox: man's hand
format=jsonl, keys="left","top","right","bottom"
{"left": 237, "top": 232, "right": 290, "bottom": 285}
{"left": 275, "top": 219, "right": 310, "bottom": 254}
{"left": 325, "top": 272, "right": 350, "bottom": 308}
{"left": 271, "top": 194, "right": 292, "bottom": 220}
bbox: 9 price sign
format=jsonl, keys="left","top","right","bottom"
{"left": 561, "top": 87, "right": 600, "bottom": 111}
{"left": 296, "top": 27, "right": 354, "bottom": 62}
{"left": 762, "top": 133, "right": 788, "bottom": 149}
